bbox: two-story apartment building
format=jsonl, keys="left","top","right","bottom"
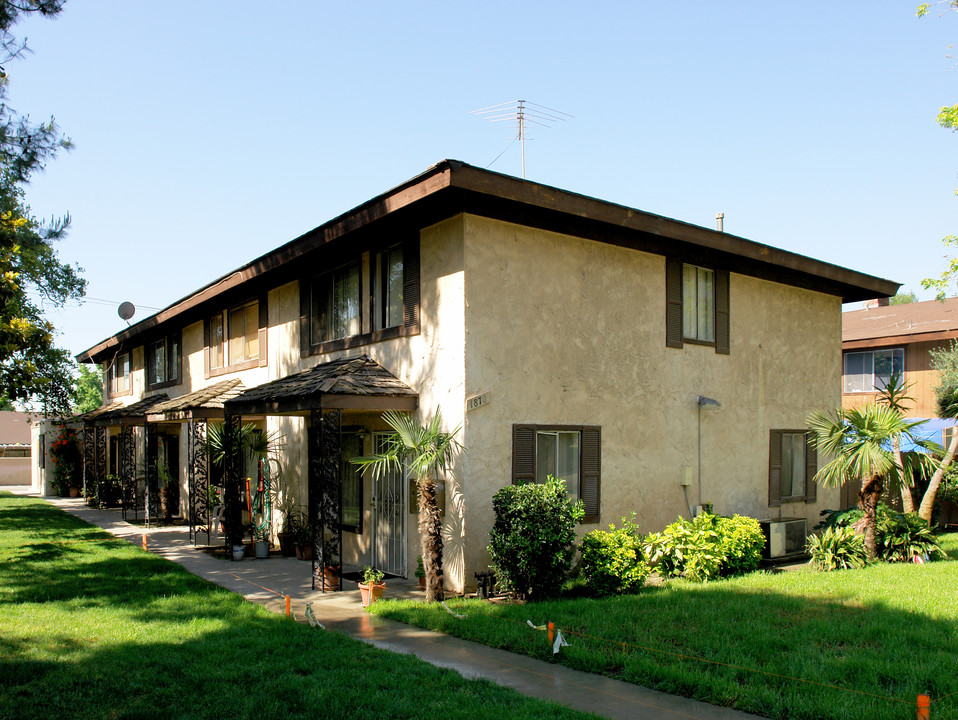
{"left": 70, "top": 160, "right": 897, "bottom": 591}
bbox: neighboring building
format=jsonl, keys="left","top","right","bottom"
{"left": 0, "top": 411, "right": 40, "bottom": 486}
{"left": 73, "top": 160, "right": 897, "bottom": 591}
{"left": 842, "top": 297, "right": 958, "bottom": 437}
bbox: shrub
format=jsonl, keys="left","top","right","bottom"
{"left": 487, "top": 475, "right": 583, "bottom": 600}
{"left": 817, "top": 504, "right": 943, "bottom": 563}
{"left": 878, "top": 510, "right": 943, "bottom": 562}
{"left": 807, "top": 526, "right": 867, "bottom": 571}
{"left": 643, "top": 513, "right": 764, "bottom": 582}
{"left": 49, "top": 426, "right": 82, "bottom": 496}
{"left": 580, "top": 515, "right": 648, "bottom": 595}
{"left": 715, "top": 515, "right": 765, "bottom": 576}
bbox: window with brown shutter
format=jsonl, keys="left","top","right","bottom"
{"left": 511, "top": 424, "right": 601, "bottom": 524}
{"left": 768, "top": 430, "right": 818, "bottom": 506}
{"left": 205, "top": 296, "right": 268, "bottom": 378}
{"left": 665, "top": 257, "right": 729, "bottom": 354}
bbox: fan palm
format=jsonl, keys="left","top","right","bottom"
{"left": 875, "top": 371, "right": 917, "bottom": 512}
{"left": 351, "top": 408, "right": 462, "bottom": 602}
{"left": 807, "top": 405, "right": 937, "bottom": 559}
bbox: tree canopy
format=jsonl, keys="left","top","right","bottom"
{"left": 0, "top": 1, "right": 85, "bottom": 414}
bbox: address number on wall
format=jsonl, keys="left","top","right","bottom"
{"left": 466, "top": 392, "right": 490, "bottom": 412}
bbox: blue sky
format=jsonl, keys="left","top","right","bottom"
{"left": 9, "top": 2, "right": 958, "bottom": 359}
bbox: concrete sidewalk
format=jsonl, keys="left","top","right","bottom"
{"left": 9, "top": 487, "right": 762, "bottom": 720}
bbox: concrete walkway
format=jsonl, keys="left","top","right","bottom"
{"left": 9, "top": 487, "right": 762, "bottom": 720}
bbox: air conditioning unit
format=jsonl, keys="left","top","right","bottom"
{"left": 759, "top": 517, "right": 807, "bottom": 559}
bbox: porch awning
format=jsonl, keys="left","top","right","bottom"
{"left": 71, "top": 402, "right": 124, "bottom": 424}
{"left": 224, "top": 355, "right": 418, "bottom": 416}
{"left": 145, "top": 379, "right": 245, "bottom": 422}
{"left": 93, "top": 394, "right": 170, "bottom": 426}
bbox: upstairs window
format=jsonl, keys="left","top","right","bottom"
{"left": 843, "top": 349, "right": 903, "bottom": 393}
{"left": 682, "top": 264, "right": 714, "bottom": 342}
{"left": 311, "top": 261, "right": 361, "bottom": 344}
{"left": 147, "top": 334, "right": 181, "bottom": 388}
{"left": 666, "top": 258, "right": 729, "bottom": 354}
{"left": 373, "top": 244, "right": 404, "bottom": 331}
{"left": 110, "top": 351, "right": 131, "bottom": 397}
{"left": 301, "top": 238, "right": 419, "bottom": 355}
{"left": 206, "top": 299, "right": 266, "bottom": 376}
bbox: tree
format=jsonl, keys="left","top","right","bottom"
{"left": 351, "top": 408, "right": 462, "bottom": 603}
{"left": 888, "top": 290, "right": 918, "bottom": 305}
{"left": 876, "top": 371, "right": 918, "bottom": 512}
{"left": 72, "top": 363, "right": 102, "bottom": 414}
{"left": 807, "top": 406, "right": 935, "bottom": 559}
{"left": 917, "top": 341, "right": 958, "bottom": 524}
{"left": 0, "top": 1, "right": 83, "bottom": 414}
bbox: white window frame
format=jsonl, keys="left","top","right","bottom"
{"left": 843, "top": 348, "right": 904, "bottom": 393}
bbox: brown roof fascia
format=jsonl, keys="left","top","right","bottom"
{"left": 842, "top": 329, "right": 958, "bottom": 351}
{"left": 77, "top": 160, "right": 897, "bottom": 362}
{"left": 444, "top": 161, "right": 899, "bottom": 302}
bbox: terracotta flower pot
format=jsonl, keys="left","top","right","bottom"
{"left": 418, "top": 576, "right": 426, "bottom": 590}
{"left": 321, "top": 567, "right": 340, "bottom": 591}
{"left": 295, "top": 543, "right": 313, "bottom": 561}
{"left": 358, "top": 581, "right": 386, "bottom": 607}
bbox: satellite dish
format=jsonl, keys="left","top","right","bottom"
{"left": 118, "top": 302, "right": 136, "bottom": 321}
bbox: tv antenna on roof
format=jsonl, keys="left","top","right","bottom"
{"left": 470, "top": 99, "right": 573, "bottom": 179}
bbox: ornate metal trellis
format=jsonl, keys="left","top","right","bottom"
{"left": 120, "top": 425, "right": 137, "bottom": 520}
{"left": 188, "top": 419, "right": 211, "bottom": 546}
{"left": 223, "top": 414, "right": 243, "bottom": 556}
{"left": 83, "top": 425, "right": 96, "bottom": 501}
{"left": 310, "top": 409, "right": 342, "bottom": 592}
{"left": 145, "top": 423, "right": 160, "bottom": 528}
{"left": 251, "top": 457, "right": 272, "bottom": 546}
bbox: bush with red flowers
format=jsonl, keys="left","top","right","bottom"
{"left": 49, "top": 426, "right": 83, "bottom": 497}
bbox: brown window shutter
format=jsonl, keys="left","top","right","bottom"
{"left": 715, "top": 269, "right": 730, "bottom": 355}
{"left": 665, "top": 257, "right": 683, "bottom": 349}
{"left": 804, "top": 432, "right": 818, "bottom": 503}
{"left": 581, "top": 426, "right": 601, "bottom": 523}
{"left": 512, "top": 425, "right": 535, "bottom": 484}
{"left": 768, "top": 430, "right": 782, "bottom": 507}
{"left": 403, "top": 238, "right": 420, "bottom": 330}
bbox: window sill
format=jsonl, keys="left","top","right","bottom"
{"left": 683, "top": 337, "right": 717, "bottom": 348}
{"left": 147, "top": 378, "right": 181, "bottom": 392}
{"left": 109, "top": 388, "right": 133, "bottom": 399}
{"left": 209, "top": 358, "right": 261, "bottom": 378}
{"left": 305, "top": 324, "right": 419, "bottom": 357}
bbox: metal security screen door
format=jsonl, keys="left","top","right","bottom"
{"left": 372, "top": 433, "right": 406, "bottom": 576}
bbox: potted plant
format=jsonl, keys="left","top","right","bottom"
{"left": 291, "top": 510, "right": 313, "bottom": 561}
{"left": 276, "top": 499, "right": 298, "bottom": 556}
{"left": 358, "top": 566, "right": 385, "bottom": 607}
{"left": 253, "top": 526, "right": 270, "bottom": 559}
{"left": 415, "top": 555, "right": 426, "bottom": 590}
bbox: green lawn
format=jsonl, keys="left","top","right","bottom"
{"left": 372, "top": 534, "right": 958, "bottom": 720}
{"left": 0, "top": 494, "right": 600, "bottom": 720}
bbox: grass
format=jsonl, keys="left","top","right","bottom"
{"left": 371, "top": 533, "right": 958, "bottom": 720}
{"left": 0, "top": 493, "right": 601, "bottom": 720}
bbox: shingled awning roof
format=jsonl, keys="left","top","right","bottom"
{"left": 93, "top": 394, "right": 170, "bottom": 426}
{"left": 225, "top": 355, "right": 417, "bottom": 416}
{"left": 146, "top": 379, "right": 245, "bottom": 422}
{"left": 73, "top": 402, "right": 124, "bottom": 424}
{"left": 843, "top": 297, "right": 958, "bottom": 350}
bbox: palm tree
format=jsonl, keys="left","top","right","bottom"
{"left": 807, "top": 405, "right": 935, "bottom": 559}
{"left": 351, "top": 408, "right": 462, "bottom": 603}
{"left": 875, "top": 371, "right": 917, "bottom": 512}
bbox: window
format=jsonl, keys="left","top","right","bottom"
{"left": 843, "top": 349, "right": 904, "bottom": 393}
{"left": 373, "top": 244, "right": 404, "bottom": 331}
{"left": 665, "top": 258, "right": 729, "bottom": 353}
{"left": 768, "top": 430, "right": 817, "bottom": 506}
{"left": 147, "top": 334, "right": 181, "bottom": 388}
{"left": 301, "top": 238, "right": 419, "bottom": 355}
{"left": 311, "top": 261, "right": 361, "bottom": 344}
{"left": 206, "top": 299, "right": 266, "bottom": 376}
{"left": 682, "top": 264, "right": 714, "bottom": 342}
{"left": 110, "top": 351, "right": 131, "bottom": 397}
{"left": 512, "top": 424, "right": 601, "bottom": 523}
{"left": 37, "top": 435, "right": 44, "bottom": 469}
{"left": 339, "top": 432, "right": 364, "bottom": 533}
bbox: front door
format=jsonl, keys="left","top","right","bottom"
{"left": 371, "top": 433, "right": 406, "bottom": 576}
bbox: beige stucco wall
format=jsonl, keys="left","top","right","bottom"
{"left": 459, "top": 215, "right": 842, "bottom": 578}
